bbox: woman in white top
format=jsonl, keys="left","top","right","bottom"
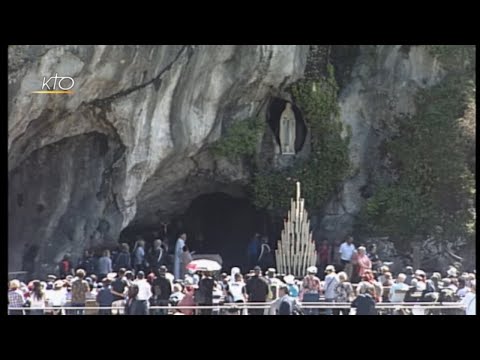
{"left": 226, "top": 273, "right": 247, "bottom": 315}
{"left": 49, "top": 281, "right": 68, "bottom": 303}
{"left": 48, "top": 280, "right": 68, "bottom": 315}
{"left": 29, "top": 280, "right": 46, "bottom": 315}
{"left": 462, "top": 281, "right": 476, "bottom": 315}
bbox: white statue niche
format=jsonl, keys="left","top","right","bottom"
{"left": 279, "top": 102, "right": 296, "bottom": 155}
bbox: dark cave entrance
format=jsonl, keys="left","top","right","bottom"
{"left": 178, "top": 192, "right": 272, "bottom": 271}
{"left": 267, "top": 98, "right": 307, "bottom": 153}
{"left": 120, "top": 193, "right": 283, "bottom": 272}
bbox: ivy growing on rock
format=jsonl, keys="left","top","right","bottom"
{"left": 211, "top": 117, "right": 265, "bottom": 162}
{"left": 357, "top": 45, "right": 475, "bottom": 247}
{"left": 252, "top": 64, "right": 351, "bottom": 213}
{"left": 428, "top": 45, "right": 476, "bottom": 74}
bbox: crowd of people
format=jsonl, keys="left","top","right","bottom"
{"left": 7, "top": 234, "right": 476, "bottom": 315}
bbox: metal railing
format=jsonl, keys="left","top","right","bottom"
{"left": 8, "top": 301, "right": 466, "bottom": 314}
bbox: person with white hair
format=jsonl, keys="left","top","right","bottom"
{"left": 351, "top": 283, "right": 376, "bottom": 315}
{"left": 184, "top": 268, "right": 199, "bottom": 285}
{"left": 8, "top": 280, "right": 25, "bottom": 315}
{"left": 334, "top": 272, "right": 354, "bottom": 315}
{"left": 425, "top": 272, "right": 442, "bottom": 296}
{"left": 352, "top": 246, "right": 372, "bottom": 282}
{"left": 323, "top": 265, "right": 339, "bottom": 315}
{"left": 389, "top": 273, "right": 410, "bottom": 303}
{"left": 169, "top": 283, "right": 185, "bottom": 306}
{"left": 71, "top": 269, "right": 90, "bottom": 315}
{"left": 447, "top": 266, "right": 459, "bottom": 278}
{"left": 377, "top": 266, "right": 390, "bottom": 285}
{"left": 300, "top": 266, "right": 321, "bottom": 315}
{"left": 461, "top": 280, "right": 475, "bottom": 315}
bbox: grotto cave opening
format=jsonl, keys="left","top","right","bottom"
{"left": 267, "top": 97, "right": 307, "bottom": 153}
{"left": 120, "top": 192, "right": 279, "bottom": 272}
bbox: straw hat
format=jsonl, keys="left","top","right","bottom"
{"left": 107, "top": 272, "right": 117, "bottom": 280}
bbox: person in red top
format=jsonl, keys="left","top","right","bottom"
{"left": 316, "top": 239, "right": 332, "bottom": 279}
{"left": 351, "top": 246, "right": 372, "bottom": 283}
{"left": 178, "top": 284, "right": 196, "bottom": 315}
{"left": 300, "top": 266, "right": 322, "bottom": 315}
{"left": 357, "top": 270, "right": 382, "bottom": 303}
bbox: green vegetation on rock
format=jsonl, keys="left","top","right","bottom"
{"left": 211, "top": 117, "right": 265, "bottom": 162}
{"left": 252, "top": 64, "right": 351, "bottom": 213}
{"left": 428, "top": 45, "right": 476, "bottom": 74}
{"left": 357, "top": 45, "right": 476, "bottom": 246}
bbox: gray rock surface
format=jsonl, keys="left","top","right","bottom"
{"left": 317, "top": 45, "right": 473, "bottom": 271}
{"left": 8, "top": 45, "right": 308, "bottom": 274}
{"left": 8, "top": 45, "right": 472, "bottom": 276}
{"left": 319, "top": 45, "right": 444, "bottom": 239}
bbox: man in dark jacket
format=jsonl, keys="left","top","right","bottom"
{"left": 110, "top": 268, "right": 129, "bottom": 313}
{"left": 351, "top": 284, "right": 376, "bottom": 315}
{"left": 197, "top": 271, "right": 214, "bottom": 315}
{"left": 96, "top": 279, "right": 114, "bottom": 315}
{"left": 148, "top": 239, "right": 166, "bottom": 273}
{"left": 78, "top": 250, "right": 95, "bottom": 276}
{"left": 114, "top": 243, "right": 131, "bottom": 271}
{"left": 125, "top": 284, "right": 148, "bottom": 315}
{"left": 151, "top": 266, "right": 172, "bottom": 315}
{"left": 246, "top": 266, "right": 270, "bottom": 315}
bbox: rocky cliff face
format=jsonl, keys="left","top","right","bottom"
{"left": 9, "top": 45, "right": 468, "bottom": 276}
{"left": 320, "top": 45, "right": 444, "bottom": 238}
{"left": 8, "top": 45, "right": 308, "bottom": 274}
{"left": 319, "top": 45, "right": 454, "bottom": 271}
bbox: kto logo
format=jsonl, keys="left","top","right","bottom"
{"left": 32, "top": 73, "right": 75, "bottom": 94}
